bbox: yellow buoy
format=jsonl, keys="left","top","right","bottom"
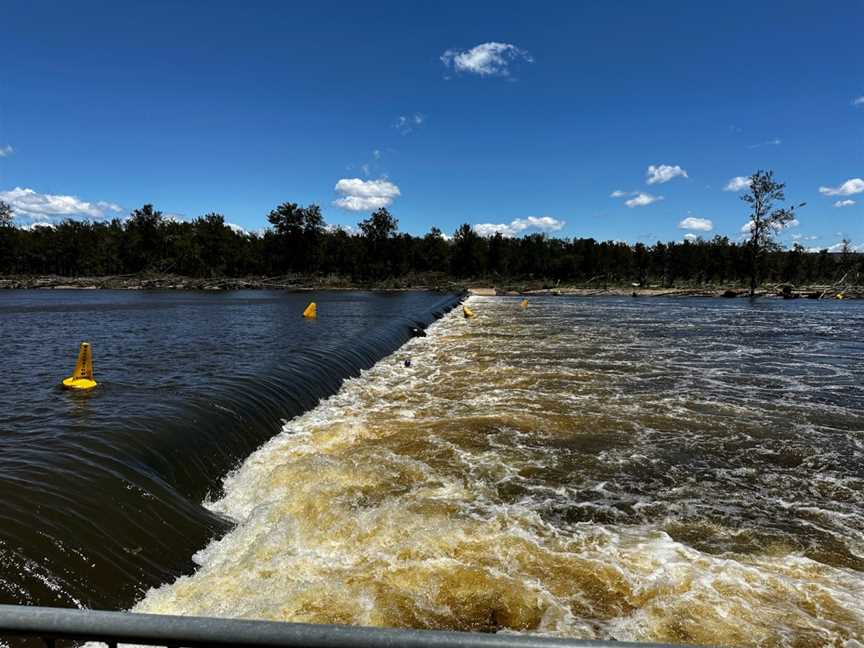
{"left": 62, "top": 342, "right": 98, "bottom": 390}
{"left": 303, "top": 302, "right": 317, "bottom": 318}
{"left": 520, "top": 298, "right": 528, "bottom": 309}
{"left": 836, "top": 292, "right": 845, "bottom": 300}
{"left": 463, "top": 305, "right": 476, "bottom": 319}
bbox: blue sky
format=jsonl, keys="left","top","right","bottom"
{"left": 1, "top": 1, "right": 861, "bottom": 250}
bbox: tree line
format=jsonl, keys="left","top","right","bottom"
{"left": 0, "top": 171, "right": 859, "bottom": 288}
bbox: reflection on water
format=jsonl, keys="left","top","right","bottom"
{"left": 137, "top": 296, "right": 864, "bottom": 646}
{"left": 0, "top": 290, "right": 460, "bottom": 609}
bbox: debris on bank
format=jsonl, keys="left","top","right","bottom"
{"left": 471, "top": 284, "right": 863, "bottom": 299}
{"left": 0, "top": 274, "right": 454, "bottom": 292}
{"left": 0, "top": 275, "right": 860, "bottom": 298}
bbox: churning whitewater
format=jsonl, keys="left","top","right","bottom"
{"left": 135, "top": 296, "right": 864, "bottom": 646}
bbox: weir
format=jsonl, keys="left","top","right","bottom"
{"left": 0, "top": 606, "right": 697, "bottom": 648}
{"left": 0, "top": 291, "right": 467, "bottom": 612}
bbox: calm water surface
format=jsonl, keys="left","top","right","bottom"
{"left": 0, "top": 289, "right": 460, "bottom": 609}
{"left": 3, "top": 292, "right": 864, "bottom": 647}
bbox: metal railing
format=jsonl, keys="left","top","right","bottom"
{"left": 0, "top": 605, "right": 697, "bottom": 648}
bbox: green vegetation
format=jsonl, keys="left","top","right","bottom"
{"left": 0, "top": 172, "right": 859, "bottom": 291}
{"left": 741, "top": 170, "right": 804, "bottom": 297}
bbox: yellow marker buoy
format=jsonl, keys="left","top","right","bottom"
{"left": 836, "top": 292, "right": 845, "bottom": 300}
{"left": 520, "top": 298, "right": 528, "bottom": 309}
{"left": 303, "top": 302, "right": 317, "bottom": 318}
{"left": 62, "top": 342, "right": 97, "bottom": 390}
{"left": 463, "top": 305, "right": 476, "bottom": 319}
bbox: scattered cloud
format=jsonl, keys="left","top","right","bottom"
{"left": 610, "top": 189, "right": 627, "bottom": 198}
{"left": 625, "top": 192, "right": 663, "bottom": 208}
{"left": 0, "top": 187, "right": 123, "bottom": 223}
{"left": 354, "top": 149, "right": 386, "bottom": 177}
{"left": 646, "top": 164, "right": 688, "bottom": 185}
{"left": 20, "top": 222, "right": 56, "bottom": 231}
{"left": 0, "top": 145, "right": 13, "bottom": 157}
{"left": 791, "top": 233, "right": 819, "bottom": 242}
{"left": 394, "top": 113, "right": 425, "bottom": 135}
{"left": 724, "top": 176, "right": 752, "bottom": 192}
{"left": 819, "top": 178, "right": 864, "bottom": 197}
{"left": 441, "top": 42, "right": 532, "bottom": 77}
{"left": 740, "top": 218, "right": 799, "bottom": 234}
{"left": 812, "top": 241, "right": 863, "bottom": 253}
{"left": 678, "top": 216, "right": 713, "bottom": 232}
{"left": 473, "top": 216, "right": 564, "bottom": 238}
{"left": 333, "top": 178, "right": 401, "bottom": 212}
{"left": 683, "top": 233, "right": 699, "bottom": 242}
{"left": 834, "top": 199, "right": 856, "bottom": 208}
{"left": 853, "top": 96, "right": 864, "bottom": 107}
{"left": 747, "top": 138, "right": 782, "bottom": 149}
{"left": 325, "top": 223, "right": 360, "bottom": 235}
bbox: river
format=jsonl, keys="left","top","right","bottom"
{"left": 0, "top": 289, "right": 460, "bottom": 609}
{"left": 3, "top": 292, "right": 863, "bottom": 646}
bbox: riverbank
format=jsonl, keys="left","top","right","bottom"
{"left": 0, "top": 274, "right": 859, "bottom": 298}
{"left": 510, "top": 286, "right": 863, "bottom": 299}
{"left": 0, "top": 274, "right": 456, "bottom": 292}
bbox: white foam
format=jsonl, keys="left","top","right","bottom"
{"left": 134, "top": 297, "right": 864, "bottom": 644}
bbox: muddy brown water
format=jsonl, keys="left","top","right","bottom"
{"left": 131, "top": 295, "right": 864, "bottom": 646}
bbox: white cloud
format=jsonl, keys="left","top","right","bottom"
{"left": 610, "top": 189, "right": 627, "bottom": 198}
{"left": 834, "top": 199, "right": 856, "bottom": 208}
{"left": 441, "top": 42, "right": 532, "bottom": 77}
{"left": 473, "top": 215, "right": 565, "bottom": 238}
{"left": 357, "top": 149, "right": 385, "bottom": 177}
{"left": 724, "top": 176, "right": 752, "bottom": 192}
{"left": 333, "top": 178, "right": 401, "bottom": 212}
{"left": 747, "top": 138, "right": 782, "bottom": 149}
{"left": 394, "top": 113, "right": 425, "bottom": 134}
{"left": 0, "top": 145, "right": 13, "bottom": 157}
{"left": 853, "top": 96, "right": 864, "bottom": 107}
{"left": 0, "top": 187, "right": 123, "bottom": 223}
{"left": 678, "top": 216, "right": 713, "bottom": 232}
{"left": 819, "top": 178, "right": 864, "bottom": 197}
{"left": 683, "top": 233, "right": 699, "bottom": 242}
{"left": 646, "top": 164, "right": 688, "bottom": 185}
{"left": 325, "top": 223, "right": 360, "bottom": 235}
{"left": 816, "top": 241, "right": 863, "bottom": 253}
{"left": 20, "top": 221, "right": 56, "bottom": 231}
{"left": 740, "top": 218, "right": 799, "bottom": 234}
{"left": 625, "top": 192, "right": 663, "bottom": 207}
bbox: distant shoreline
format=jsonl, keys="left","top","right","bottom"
{"left": 0, "top": 274, "right": 454, "bottom": 292}
{"left": 1, "top": 274, "right": 860, "bottom": 299}
{"left": 473, "top": 287, "right": 861, "bottom": 299}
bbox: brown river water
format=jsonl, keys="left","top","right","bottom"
{"left": 134, "top": 296, "right": 864, "bottom": 647}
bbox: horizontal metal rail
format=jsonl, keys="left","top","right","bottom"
{"left": 0, "top": 605, "right": 703, "bottom": 648}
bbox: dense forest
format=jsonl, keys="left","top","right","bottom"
{"left": 0, "top": 199, "right": 860, "bottom": 289}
